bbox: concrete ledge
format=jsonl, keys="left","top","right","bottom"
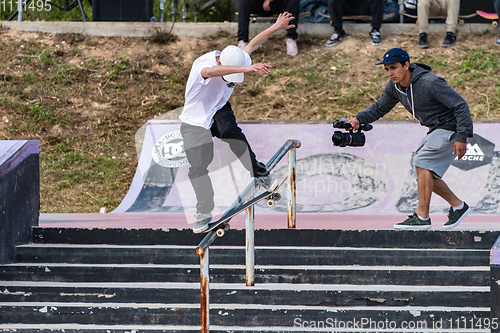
{"left": 1, "top": 20, "right": 498, "bottom": 37}
{"left": 0, "top": 140, "right": 39, "bottom": 264}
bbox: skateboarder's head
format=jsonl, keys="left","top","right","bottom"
{"left": 219, "top": 45, "right": 247, "bottom": 83}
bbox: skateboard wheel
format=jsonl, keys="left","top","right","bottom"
{"left": 493, "top": 21, "right": 498, "bottom": 27}
{"left": 216, "top": 229, "right": 225, "bottom": 237}
{"left": 458, "top": 19, "right": 464, "bottom": 25}
{"left": 273, "top": 193, "right": 281, "bottom": 201}
{"left": 267, "top": 199, "right": 275, "bottom": 207}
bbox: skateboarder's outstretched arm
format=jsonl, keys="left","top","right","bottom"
{"left": 242, "top": 12, "right": 295, "bottom": 55}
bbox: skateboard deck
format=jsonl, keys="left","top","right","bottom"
{"left": 402, "top": 12, "right": 477, "bottom": 25}
{"left": 477, "top": 10, "right": 498, "bottom": 19}
{"left": 203, "top": 177, "right": 287, "bottom": 235}
{"left": 476, "top": 10, "right": 499, "bottom": 26}
{"left": 317, "top": 12, "right": 396, "bottom": 21}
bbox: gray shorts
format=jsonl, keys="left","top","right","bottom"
{"left": 412, "top": 129, "right": 457, "bottom": 179}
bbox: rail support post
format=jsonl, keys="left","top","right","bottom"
{"left": 200, "top": 248, "right": 209, "bottom": 333}
{"left": 288, "top": 146, "right": 297, "bottom": 229}
{"left": 246, "top": 195, "right": 255, "bottom": 286}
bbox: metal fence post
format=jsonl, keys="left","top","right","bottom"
{"left": 200, "top": 248, "right": 209, "bottom": 333}
{"left": 288, "top": 147, "right": 297, "bottom": 229}
{"left": 246, "top": 195, "right": 255, "bottom": 286}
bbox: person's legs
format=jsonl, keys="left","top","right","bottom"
{"left": 443, "top": 0, "right": 459, "bottom": 33}
{"left": 328, "top": 0, "right": 344, "bottom": 31}
{"left": 370, "top": 0, "right": 385, "bottom": 30}
{"left": 417, "top": 0, "right": 440, "bottom": 33}
{"left": 395, "top": 129, "right": 463, "bottom": 229}
{"left": 432, "top": 177, "right": 462, "bottom": 207}
{"left": 180, "top": 123, "right": 215, "bottom": 215}
{"left": 210, "top": 102, "right": 268, "bottom": 178}
{"left": 415, "top": 167, "right": 433, "bottom": 219}
{"left": 238, "top": 0, "right": 264, "bottom": 42}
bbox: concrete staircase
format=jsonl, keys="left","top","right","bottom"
{"left": 0, "top": 227, "right": 498, "bottom": 332}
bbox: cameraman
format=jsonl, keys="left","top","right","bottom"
{"left": 347, "top": 48, "right": 473, "bottom": 230}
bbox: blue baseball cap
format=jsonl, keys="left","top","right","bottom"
{"left": 376, "top": 48, "right": 410, "bottom": 65}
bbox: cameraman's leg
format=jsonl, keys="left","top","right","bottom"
{"left": 415, "top": 167, "right": 433, "bottom": 219}
{"left": 433, "top": 177, "right": 462, "bottom": 207}
{"left": 413, "top": 129, "right": 458, "bottom": 217}
{"left": 211, "top": 102, "right": 268, "bottom": 177}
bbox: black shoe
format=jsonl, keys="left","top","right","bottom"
{"left": 418, "top": 33, "right": 429, "bottom": 48}
{"left": 442, "top": 32, "right": 456, "bottom": 47}
{"left": 326, "top": 29, "right": 347, "bottom": 47}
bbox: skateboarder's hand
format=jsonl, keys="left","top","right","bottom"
{"left": 272, "top": 12, "right": 295, "bottom": 31}
{"left": 246, "top": 63, "right": 272, "bottom": 76}
{"left": 453, "top": 141, "right": 467, "bottom": 160}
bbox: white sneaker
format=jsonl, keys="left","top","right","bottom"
{"left": 193, "top": 212, "right": 212, "bottom": 233}
{"left": 238, "top": 40, "right": 248, "bottom": 49}
{"left": 257, "top": 175, "right": 278, "bottom": 192}
{"left": 286, "top": 38, "right": 298, "bottom": 56}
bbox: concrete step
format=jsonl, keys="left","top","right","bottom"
{"left": 14, "top": 244, "right": 490, "bottom": 266}
{"left": 31, "top": 227, "right": 500, "bottom": 249}
{"left": 0, "top": 282, "right": 490, "bottom": 307}
{"left": 0, "top": 227, "right": 494, "bottom": 332}
{"left": 0, "top": 302, "right": 490, "bottom": 328}
{"left": 0, "top": 262, "right": 490, "bottom": 285}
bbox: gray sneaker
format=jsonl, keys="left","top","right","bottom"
{"left": 370, "top": 29, "right": 381, "bottom": 45}
{"left": 257, "top": 175, "right": 278, "bottom": 192}
{"left": 326, "top": 30, "right": 347, "bottom": 47}
{"left": 442, "top": 202, "right": 470, "bottom": 230}
{"left": 394, "top": 213, "right": 432, "bottom": 230}
{"left": 193, "top": 212, "right": 212, "bottom": 234}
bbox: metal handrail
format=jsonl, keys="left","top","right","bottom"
{"left": 196, "top": 139, "right": 301, "bottom": 254}
{"left": 196, "top": 139, "right": 300, "bottom": 333}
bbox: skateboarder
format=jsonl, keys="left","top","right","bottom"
{"left": 180, "top": 12, "right": 295, "bottom": 233}
{"left": 346, "top": 48, "right": 473, "bottom": 230}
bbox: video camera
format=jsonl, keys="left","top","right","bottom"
{"left": 332, "top": 120, "right": 373, "bottom": 147}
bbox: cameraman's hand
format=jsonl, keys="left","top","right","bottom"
{"left": 453, "top": 141, "right": 467, "bottom": 160}
{"left": 348, "top": 117, "right": 360, "bottom": 131}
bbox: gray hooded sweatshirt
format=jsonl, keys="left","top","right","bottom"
{"left": 355, "top": 63, "right": 473, "bottom": 143}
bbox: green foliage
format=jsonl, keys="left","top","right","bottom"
{"left": 28, "top": 102, "right": 56, "bottom": 123}
{"left": 458, "top": 47, "right": 500, "bottom": 74}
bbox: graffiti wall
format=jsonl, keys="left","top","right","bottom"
{"left": 114, "top": 120, "right": 499, "bottom": 215}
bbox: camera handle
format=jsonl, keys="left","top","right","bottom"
{"left": 344, "top": 123, "right": 373, "bottom": 132}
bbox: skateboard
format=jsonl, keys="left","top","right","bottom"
{"left": 203, "top": 177, "right": 287, "bottom": 237}
{"left": 476, "top": 10, "right": 499, "bottom": 27}
{"left": 401, "top": 12, "right": 477, "bottom": 25}
{"left": 317, "top": 12, "right": 396, "bottom": 21}
{"left": 236, "top": 12, "right": 312, "bottom": 23}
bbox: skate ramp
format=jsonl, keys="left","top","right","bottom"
{"left": 113, "top": 120, "right": 500, "bottom": 215}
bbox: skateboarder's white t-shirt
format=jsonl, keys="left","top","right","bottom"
{"left": 179, "top": 50, "right": 251, "bottom": 129}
